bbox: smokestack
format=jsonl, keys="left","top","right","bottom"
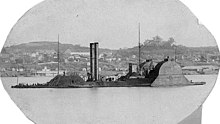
{"left": 90, "top": 43, "right": 93, "bottom": 80}
{"left": 94, "top": 42, "right": 99, "bottom": 81}
{"left": 129, "top": 63, "right": 133, "bottom": 74}
{"left": 90, "top": 42, "right": 99, "bottom": 81}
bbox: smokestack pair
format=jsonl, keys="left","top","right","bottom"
{"left": 90, "top": 42, "right": 99, "bottom": 81}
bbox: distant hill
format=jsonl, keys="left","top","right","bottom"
{"left": 4, "top": 41, "right": 112, "bottom": 53}
{"left": 3, "top": 41, "right": 219, "bottom": 56}
{"left": 114, "top": 35, "right": 219, "bottom": 57}
{"left": 126, "top": 44, "right": 219, "bottom": 54}
{"left": 112, "top": 43, "right": 219, "bottom": 60}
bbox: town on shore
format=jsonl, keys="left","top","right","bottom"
{"left": 1, "top": 36, "right": 219, "bottom": 82}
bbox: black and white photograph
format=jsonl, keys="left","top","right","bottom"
{"left": 0, "top": 0, "right": 220, "bottom": 123}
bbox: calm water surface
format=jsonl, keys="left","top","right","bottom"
{"left": 1, "top": 75, "right": 217, "bottom": 124}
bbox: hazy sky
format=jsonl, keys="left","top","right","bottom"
{"left": 5, "top": 0, "right": 217, "bottom": 49}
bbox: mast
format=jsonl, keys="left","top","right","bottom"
{"left": 174, "top": 46, "right": 176, "bottom": 62}
{"left": 138, "top": 23, "right": 141, "bottom": 73}
{"left": 57, "top": 34, "right": 60, "bottom": 75}
{"left": 16, "top": 64, "right": 19, "bottom": 85}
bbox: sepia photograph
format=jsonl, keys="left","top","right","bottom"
{"left": 0, "top": 0, "right": 220, "bottom": 124}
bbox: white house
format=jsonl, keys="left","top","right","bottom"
{"left": 36, "top": 66, "right": 65, "bottom": 76}
{"left": 70, "top": 52, "right": 90, "bottom": 56}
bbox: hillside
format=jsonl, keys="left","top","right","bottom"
{"left": 4, "top": 41, "right": 112, "bottom": 53}
{"left": 2, "top": 40, "right": 219, "bottom": 57}
{"left": 114, "top": 40, "right": 219, "bottom": 58}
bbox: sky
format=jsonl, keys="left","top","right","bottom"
{"left": 5, "top": 0, "right": 217, "bottom": 49}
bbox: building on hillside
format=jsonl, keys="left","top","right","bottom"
{"left": 182, "top": 66, "right": 203, "bottom": 72}
{"left": 38, "top": 50, "right": 56, "bottom": 55}
{"left": 64, "top": 49, "right": 72, "bottom": 55}
{"left": 182, "top": 65, "right": 219, "bottom": 75}
{"left": 31, "top": 52, "right": 39, "bottom": 57}
{"left": 70, "top": 52, "right": 90, "bottom": 56}
{"left": 36, "top": 66, "right": 65, "bottom": 76}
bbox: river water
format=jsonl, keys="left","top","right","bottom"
{"left": 0, "top": 75, "right": 218, "bottom": 124}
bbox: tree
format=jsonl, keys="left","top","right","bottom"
{"left": 168, "top": 37, "right": 175, "bottom": 45}
{"left": 200, "top": 55, "right": 207, "bottom": 62}
{"left": 43, "top": 54, "right": 49, "bottom": 62}
{"left": 15, "top": 58, "right": 23, "bottom": 64}
{"left": 1, "top": 47, "right": 7, "bottom": 54}
{"left": 153, "top": 35, "right": 163, "bottom": 43}
{"left": 23, "top": 55, "right": 33, "bottom": 64}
